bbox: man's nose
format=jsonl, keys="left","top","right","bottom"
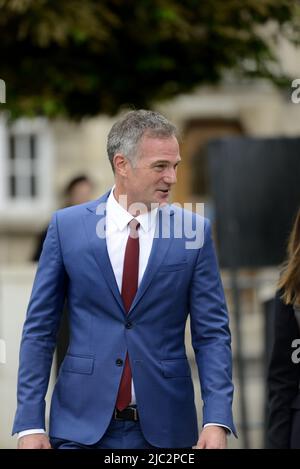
{"left": 163, "top": 168, "right": 177, "bottom": 185}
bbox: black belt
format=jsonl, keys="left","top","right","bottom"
{"left": 114, "top": 406, "right": 139, "bottom": 421}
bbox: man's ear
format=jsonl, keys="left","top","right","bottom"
{"left": 113, "top": 154, "right": 129, "bottom": 177}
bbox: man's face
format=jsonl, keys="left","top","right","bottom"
{"left": 124, "top": 135, "right": 181, "bottom": 210}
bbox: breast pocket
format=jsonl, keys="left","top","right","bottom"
{"left": 159, "top": 262, "right": 187, "bottom": 272}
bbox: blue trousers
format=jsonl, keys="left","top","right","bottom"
{"left": 50, "top": 418, "right": 156, "bottom": 449}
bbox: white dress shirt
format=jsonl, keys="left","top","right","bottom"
{"left": 18, "top": 188, "right": 229, "bottom": 438}
{"left": 105, "top": 187, "right": 158, "bottom": 404}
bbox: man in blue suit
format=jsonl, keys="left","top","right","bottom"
{"left": 14, "top": 110, "right": 236, "bottom": 449}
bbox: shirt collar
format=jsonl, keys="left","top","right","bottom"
{"left": 106, "top": 186, "right": 158, "bottom": 233}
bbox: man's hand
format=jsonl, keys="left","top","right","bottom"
{"left": 18, "top": 434, "right": 52, "bottom": 449}
{"left": 194, "top": 425, "right": 227, "bottom": 449}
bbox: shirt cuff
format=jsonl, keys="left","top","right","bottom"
{"left": 17, "top": 429, "right": 46, "bottom": 439}
{"left": 204, "top": 423, "right": 231, "bottom": 435}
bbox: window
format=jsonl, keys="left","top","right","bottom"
{"left": 0, "top": 116, "right": 54, "bottom": 218}
{"left": 8, "top": 133, "right": 38, "bottom": 199}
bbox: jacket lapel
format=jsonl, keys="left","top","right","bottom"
{"left": 83, "top": 193, "right": 175, "bottom": 316}
{"left": 82, "top": 192, "right": 125, "bottom": 313}
{"left": 128, "top": 206, "right": 174, "bottom": 315}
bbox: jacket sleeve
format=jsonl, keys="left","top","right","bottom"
{"left": 189, "top": 219, "right": 236, "bottom": 436}
{"left": 266, "top": 291, "right": 300, "bottom": 448}
{"left": 12, "top": 211, "right": 67, "bottom": 434}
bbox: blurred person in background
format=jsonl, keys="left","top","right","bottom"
{"left": 32, "top": 175, "right": 94, "bottom": 374}
{"left": 32, "top": 175, "right": 94, "bottom": 262}
{"left": 267, "top": 209, "right": 300, "bottom": 448}
{"left": 13, "top": 110, "right": 235, "bottom": 449}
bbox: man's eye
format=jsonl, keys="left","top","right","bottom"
{"left": 155, "top": 165, "right": 165, "bottom": 170}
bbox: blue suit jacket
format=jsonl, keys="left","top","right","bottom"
{"left": 13, "top": 191, "right": 236, "bottom": 447}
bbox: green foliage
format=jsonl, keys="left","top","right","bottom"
{"left": 1, "top": 0, "right": 299, "bottom": 118}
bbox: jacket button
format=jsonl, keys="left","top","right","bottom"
{"left": 125, "top": 322, "right": 132, "bottom": 329}
{"left": 116, "top": 358, "right": 123, "bottom": 366}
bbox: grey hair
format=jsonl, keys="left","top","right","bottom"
{"left": 107, "top": 109, "right": 178, "bottom": 172}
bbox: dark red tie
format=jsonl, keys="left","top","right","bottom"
{"left": 116, "top": 219, "right": 140, "bottom": 411}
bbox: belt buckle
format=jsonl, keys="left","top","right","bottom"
{"left": 114, "top": 406, "right": 138, "bottom": 421}
{"left": 131, "top": 406, "right": 138, "bottom": 421}
{"left": 114, "top": 408, "right": 123, "bottom": 421}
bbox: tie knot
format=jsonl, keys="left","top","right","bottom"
{"left": 129, "top": 219, "right": 140, "bottom": 238}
